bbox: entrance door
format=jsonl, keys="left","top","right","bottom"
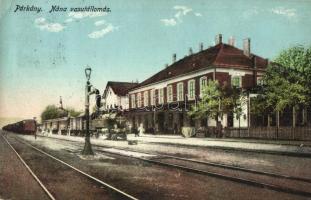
{"left": 157, "top": 113, "right": 165, "bottom": 132}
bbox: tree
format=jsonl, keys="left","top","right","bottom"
{"left": 41, "top": 105, "right": 67, "bottom": 120}
{"left": 66, "top": 107, "right": 82, "bottom": 117}
{"left": 188, "top": 80, "right": 242, "bottom": 126}
{"left": 274, "top": 45, "right": 311, "bottom": 107}
{"left": 189, "top": 80, "right": 222, "bottom": 124}
{"left": 251, "top": 47, "right": 311, "bottom": 127}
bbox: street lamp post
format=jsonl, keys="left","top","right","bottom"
{"left": 82, "top": 67, "right": 94, "bottom": 155}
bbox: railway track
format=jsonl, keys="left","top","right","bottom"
{"left": 3, "top": 134, "right": 138, "bottom": 200}
{"left": 2, "top": 134, "right": 56, "bottom": 200}
{"left": 9, "top": 134, "right": 311, "bottom": 198}
{"left": 95, "top": 147, "right": 311, "bottom": 198}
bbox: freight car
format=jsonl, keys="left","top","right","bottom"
{"left": 2, "top": 119, "right": 36, "bottom": 134}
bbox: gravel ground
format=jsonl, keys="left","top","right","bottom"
{"left": 11, "top": 133, "right": 309, "bottom": 200}
{"left": 37, "top": 133, "right": 311, "bottom": 179}
{"left": 0, "top": 134, "right": 50, "bottom": 200}
{"left": 5, "top": 135, "right": 131, "bottom": 200}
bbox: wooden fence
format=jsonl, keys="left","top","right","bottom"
{"left": 223, "top": 127, "right": 311, "bottom": 141}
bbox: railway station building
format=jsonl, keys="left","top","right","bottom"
{"left": 127, "top": 34, "right": 268, "bottom": 135}
{"left": 102, "top": 81, "right": 139, "bottom": 112}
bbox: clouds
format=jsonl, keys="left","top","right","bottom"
{"left": 161, "top": 5, "right": 201, "bottom": 27}
{"left": 94, "top": 20, "right": 106, "bottom": 26}
{"left": 194, "top": 13, "right": 202, "bottom": 17}
{"left": 34, "top": 17, "right": 65, "bottom": 32}
{"left": 174, "top": 5, "right": 192, "bottom": 21}
{"left": 241, "top": 6, "right": 297, "bottom": 20}
{"left": 88, "top": 24, "right": 117, "bottom": 39}
{"left": 160, "top": 18, "right": 177, "bottom": 26}
{"left": 66, "top": 11, "right": 107, "bottom": 22}
{"left": 271, "top": 7, "right": 296, "bottom": 18}
{"left": 34, "top": 11, "right": 116, "bottom": 39}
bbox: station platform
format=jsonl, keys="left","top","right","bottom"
{"left": 37, "top": 132, "right": 311, "bottom": 157}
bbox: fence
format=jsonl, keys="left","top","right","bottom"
{"left": 224, "top": 127, "right": 311, "bottom": 141}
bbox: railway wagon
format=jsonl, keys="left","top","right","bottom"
{"left": 2, "top": 119, "right": 36, "bottom": 134}
{"left": 69, "top": 114, "right": 84, "bottom": 136}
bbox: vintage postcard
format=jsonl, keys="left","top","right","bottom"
{"left": 1, "top": 0, "right": 311, "bottom": 199}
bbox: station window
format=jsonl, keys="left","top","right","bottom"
{"left": 131, "top": 94, "right": 136, "bottom": 108}
{"left": 200, "top": 76, "right": 207, "bottom": 97}
{"left": 159, "top": 88, "right": 164, "bottom": 104}
{"left": 167, "top": 85, "right": 173, "bottom": 102}
{"left": 188, "top": 79, "right": 196, "bottom": 100}
{"left": 231, "top": 76, "right": 241, "bottom": 88}
{"left": 257, "top": 77, "right": 264, "bottom": 86}
{"left": 177, "top": 82, "right": 184, "bottom": 101}
{"left": 150, "top": 89, "right": 155, "bottom": 105}
{"left": 144, "top": 91, "right": 149, "bottom": 106}
{"left": 137, "top": 93, "right": 142, "bottom": 107}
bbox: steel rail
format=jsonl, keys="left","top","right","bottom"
{"left": 94, "top": 144, "right": 311, "bottom": 183}
{"left": 36, "top": 135, "right": 311, "bottom": 183}
{"left": 12, "top": 136, "right": 139, "bottom": 200}
{"left": 18, "top": 135, "right": 311, "bottom": 197}
{"left": 2, "top": 134, "right": 56, "bottom": 200}
{"left": 94, "top": 148, "right": 311, "bottom": 198}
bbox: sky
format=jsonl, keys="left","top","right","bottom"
{"left": 0, "top": 0, "right": 311, "bottom": 120}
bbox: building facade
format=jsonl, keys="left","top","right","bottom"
{"left": 127, "top": 34, "right": 268, "bottom": 134}
{"left": 102, "top": 81, "right": 139, "bottom": 111}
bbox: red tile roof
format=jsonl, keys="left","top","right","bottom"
{"left": 132, "top": 43, "right": 268, "bottom": 89}
{"left": 104, "top": 81, "right": 139, "bottom": 97}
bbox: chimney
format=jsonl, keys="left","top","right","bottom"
{"left": 199, "top": 43, "right": 203, "bottom": 51}
{"left": 215, "top": 34, "right": 222, "bottom": 45}
{"left": 243, "top": 38, "right": 251, "bottom": 57}
{"left": 228, "top": 36, "right": 235, "bottom": 46}
{"left": 172, "top": 53, "right": 177, "bottom": 63}
{"left": 165, "top": 63, "right": 169, "bottom": 68}
{"left": 188, "top": 48, "right": 193, "bottom": 55}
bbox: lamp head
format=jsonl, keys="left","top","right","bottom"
{"left": 85, "top": 66, "right": 92, "bottom": 81}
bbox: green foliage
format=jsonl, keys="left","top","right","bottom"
{"left": 41, "top": 105, "right": 81, "bottom": 120}
{"left": 41, "top": 105, "right": 67, "bottom": 120}
{"left": 275, "top": 45, "right": 311, "bottom": 74}
{"left": 188, "top": 80, "right": 245, "bottom": 122}
{"left": 189, "top": 80, "right": 221, "bottom": 121}
{"left": 66, "top": 107, "right": 82, "bottom": 117}
{"left": 274, "top": 45, "right": 311, "bottom": 98}
{"left": 252, "top": 45, "right": 311, "bottom": 114}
